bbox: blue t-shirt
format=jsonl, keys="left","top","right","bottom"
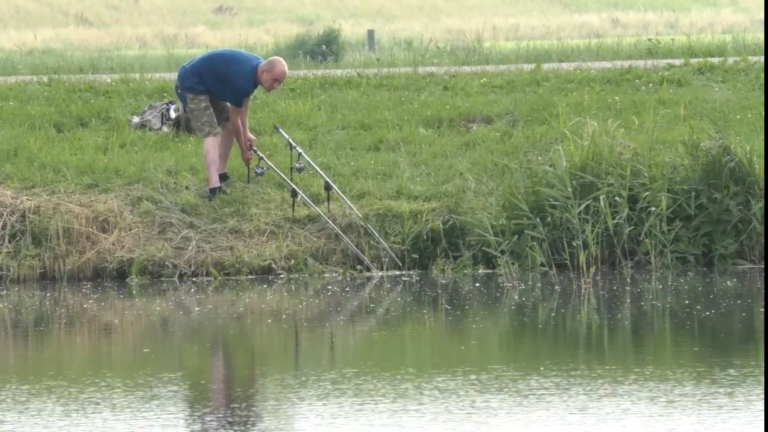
{"left": 177, "top": 49, "right": 264, "bottom": 109}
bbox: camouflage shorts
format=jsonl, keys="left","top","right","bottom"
{"left": 174, "top": 80, "right": 230, "bottom": 138}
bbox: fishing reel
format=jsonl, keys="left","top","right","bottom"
{"left": 249, "top": 155, "right": 267, "bottom": 183}
{"left": 294, "top": 155, "right": 306, "bottom": 174}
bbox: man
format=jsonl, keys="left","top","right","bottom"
{"left": 174, "top": 49, "right": 289, "bottom": 201}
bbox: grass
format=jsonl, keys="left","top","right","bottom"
{"left": 1, "top": 0, "right": 764, "bottom": 50}
{"left": 0, "top": 33, "right": 764, "bottom": 76}
{"left": 0, "top": 57, "right": 764, "bottom": 283}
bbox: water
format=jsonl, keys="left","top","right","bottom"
{"left": 0, "top": 270, "right": 764, "bottom": 432}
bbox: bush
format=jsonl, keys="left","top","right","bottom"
{"left": 272, "top": 26, "right": 346, "bottom": 63}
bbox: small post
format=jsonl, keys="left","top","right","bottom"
{"left": 367, "top": 29, "right": 376, "bottom": 54}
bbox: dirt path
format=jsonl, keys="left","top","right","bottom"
{"left": 0, "top": 56, "right": 763, "bottom": 84}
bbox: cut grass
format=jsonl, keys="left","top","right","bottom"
{"left": 1, "top": 33, "right": 764, "bottom": 76}
{"left": 0, "top": 58, "right": 763, "bottom": 282}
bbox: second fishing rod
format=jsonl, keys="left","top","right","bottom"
{"left": 273, "top": 125, "right": 403, "bottom": 269}
{"left": 247, "top": 148, "right": 376, "bottom": 272}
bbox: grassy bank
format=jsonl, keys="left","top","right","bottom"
{"left": 0, "top": 58, "right": 764, "bottom": 282}
{"left": 1, "top": 0, "right": 764, "bottom": 50}
{"left": 1, "top": 33, "right": 764, "bottom": 76}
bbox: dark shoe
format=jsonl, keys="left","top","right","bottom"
{"left": 207, "top": 186, "right": 228, "bottom": 201}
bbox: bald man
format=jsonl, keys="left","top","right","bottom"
{"left": 174, "top": 49, "right": 288, "bottom": 201}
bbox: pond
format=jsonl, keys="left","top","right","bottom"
{"left": 0, "top": 270, "right": 764, "bottom": 431}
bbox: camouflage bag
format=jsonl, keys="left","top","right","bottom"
{"left": 130, "top": 100, "right": 179, "bottom": 132}
{"left": 130, "top": 100, "right": 194, "bottom": 134}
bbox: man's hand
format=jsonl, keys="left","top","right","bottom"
{"left": 241, "top": 146, "right": 253, "bottom": 168}
{"left": 241, "top": 132, "right": 256, "bottom": 168}
{"left": 245, "top": 132, "right": 257, "bottom": 151}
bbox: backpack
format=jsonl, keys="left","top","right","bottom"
{"left": 130, "top": 100, "right": 194, "bottom": 134}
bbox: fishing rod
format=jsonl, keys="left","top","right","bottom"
{"left": 247, "top": 148, "right": 376, "bottom": 272}
{"left": 273, "top": 125, "right": 404, "bottom": 269}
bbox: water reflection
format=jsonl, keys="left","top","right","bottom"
{"left": 0, "top": 269, "right": 764, "bottom": 431}
{"left": 186, "top": 330, "right": 262, "bottom": 432}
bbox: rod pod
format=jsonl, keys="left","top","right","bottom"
{"left": 274, "top": 125, "right": 403, "bottom": 269}
{"left": 250, "top": 148, "right": 376, "bottom": 271}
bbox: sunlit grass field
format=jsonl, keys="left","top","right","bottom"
{"left": 1, "top": 0, "right": 763, "bottom": 50}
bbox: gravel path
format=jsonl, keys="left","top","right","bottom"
{"left": 0, "top": 56, "right": 763, "bottom": 84}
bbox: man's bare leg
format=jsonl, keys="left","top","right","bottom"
{"left": 204, "top": 135, "right": 222, "bottom": 189}
{"left": 217, "top": 122, "right": 236, "bottom": 181}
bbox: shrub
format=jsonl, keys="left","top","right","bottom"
{"left": 272, "top": 26, "right": 346, "bottom": 63}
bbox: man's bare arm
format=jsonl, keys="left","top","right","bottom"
{"left": 240, "top": 97, "right": 251, "bottom": 135}
{"left": 229, "top": 106, "right": 248, "bottom": 151}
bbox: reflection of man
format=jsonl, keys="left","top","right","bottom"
{"left": 209, "top": 337, "right": 233, "bottom": 429}
{"left": 174, "top": 50, "right": 289, "bottom": 201}
{"left": 198, "top": 334, "right": 261, "bottom": 431}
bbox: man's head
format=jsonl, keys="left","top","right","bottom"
{"left": 256, "top": 56, "right": 289, "bottom": 92}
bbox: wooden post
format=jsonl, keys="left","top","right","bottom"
{"left": 367, "top": 29, "right": 376, "bottom": 54}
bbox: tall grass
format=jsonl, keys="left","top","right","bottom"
{"left": 0, "top": 59, "right": 763, "bottom": 282}
{"left": 490, "top": 128, "right": 764, "bottom": 277}
{"left": 0, "top": 33, "right": 763, "bottom": 76}
{"left": 0, "top": 0, "right": 763, "bottom": 50}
